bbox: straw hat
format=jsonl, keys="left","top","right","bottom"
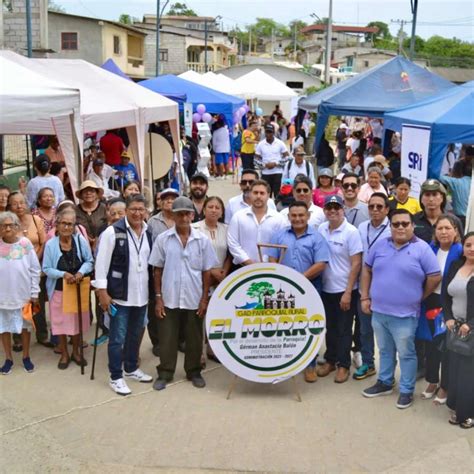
{"left": 75, "top": 180, "right": 104, "bottom": 199}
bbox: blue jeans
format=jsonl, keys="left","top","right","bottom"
{"left": 358, "top": 299, "right": 374, "bottom": 367}
{"left": 372, "top": 312, "right": 418, "bottom": 394}
{"left": 108, "top": 304, "right": 147, "bottom": 380}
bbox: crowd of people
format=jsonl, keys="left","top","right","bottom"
{"left": 0, "top": 114, "right": 473, "bottom": 430}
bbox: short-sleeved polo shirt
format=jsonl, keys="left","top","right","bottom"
{"left": 365, "top": 236, "right": 440, "bottom": 318}
{"left": 318, "top": 219, "right": 363, "bottom": 293}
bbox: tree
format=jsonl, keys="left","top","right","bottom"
{"left": 365, "top": 21, "right": 391, "bottom": 42}
{"left": 288, "top": 19, "right": 308, "bottom": 42}
{"left": 48, "top": 0, "right": 65, "bottom": 12}
{"left": 402, "top": 35, "right": 425, "bottom": 53}
{"left": 246, "top": 282, "right": 275, "bottom": 307}
{"left": 167, "top": 2, "right": 197, "bottom": 16}
{"left": 253, "top": 18, "right": 290, "bottom": 39}
{"left": 118, "top": 13, "right": 139, "bottom": 25}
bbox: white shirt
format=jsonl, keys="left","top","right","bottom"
{"left": 148, "top": 227, "right": 218, "bottom": 310}
{"left": 282, "top": 159, "right": 315, "bottom": 188}
{"left": 212, "top": 126, "right": 230, "bottom": 153}
{"left": 86, "top": 170, "right": 120, "bottom": 200}
{"left": 280, "top": 203, "right": 325, "bottom": 230}
{"left": 369, "top": 119, "right": 383, "bottom": 139}
{"left": 318, "top": 219, "right": 363, "bottom": 293}
{"left": 358, "top": 217, "right": 391, "bottom": 257}
{"left": 255, "top": 138, "right": 288, "bottom": 175}
{"left": 228, "top": 206, "right": 285, "bottom": 264}
{"left": 346, "top": 138, "right": 360, "bottom": 153}
{"left": 192, "top": 221, "right": 228, "bottom": 268}
{"left": 225, "top": 194, "right": 276, "bottom": 224}
{"left": 434, "top": 249, "right": 449, "bottom": 294}
{"left": 94, "top": 219, "right": 150, "bottom": 307}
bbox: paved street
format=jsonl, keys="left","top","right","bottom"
{"left": 1, "top": 177, "right": 473, "bottom": 473}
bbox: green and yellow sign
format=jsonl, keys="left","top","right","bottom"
{"left": 206, "top": 263, "right": 326, "bottom": 383}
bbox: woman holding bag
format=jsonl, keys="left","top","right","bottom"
{"left": 442, "top": 232, "right": 474, "bottom": 429}
{"left": 43, "top": 208, "right": 94, "bottom": 370}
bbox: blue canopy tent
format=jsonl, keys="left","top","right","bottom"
{"left": 298, "top": 56, "right": 455, "bottom": 153}
{"left": 139, "top": 74, "right": 244, "bottom": 127}
{"left": 384, "top": 81, "right": 474, "bottom": 177}
{"left": 101, "top": 59, "right": 187, "bottom": 103}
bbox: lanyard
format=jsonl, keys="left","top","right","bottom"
{"left": 367, "top": 222, "right": 388, "bottom": 250}
{"left": 349, "top": 208, "right": 359, "bottom": 225}
{"left": 126, "top": 228, "right": 144, "bottom": 258}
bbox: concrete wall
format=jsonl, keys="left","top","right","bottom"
{"left": 48, "top": 12, "right": 102, "bottom": 64}
{"left": 102, "top": 23, "right": 128, "bottom": 70}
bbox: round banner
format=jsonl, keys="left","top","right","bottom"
{"left": 206, "top": 263, "right": 326, "bottom": 383}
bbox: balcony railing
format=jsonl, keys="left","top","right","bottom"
{"left": 185, "top": 62, "right": 226, "bottom": 73}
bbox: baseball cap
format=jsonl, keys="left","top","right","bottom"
{"left": 159, "top": 187, "right": 179, "bottom": 199}
{"left": 172, "top": 196, "right": 195, "bottom": 212}
{"left": 190, "top": 172, "right": 209, "bottom": 184}
{"left": 294, "top": 146, "right": 305, "bottom": 155}
{"left": 324, "top": 195, "right": 344, "bottom": 207}
{"left": 121, "top": 151, "right": 131, "bottom": 159}
{"left": 93, "top": 158, "right": 104, "bottom": 166}
{"left": 265, "top": 124, "right": 275, "bottom": 133}
{"left": 420, "top": 179, "right": 447, "bottom": 195}
{"left": 319, "top": 168, "right": 334, "bottom": 178}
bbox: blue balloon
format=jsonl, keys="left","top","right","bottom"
{"left": 255, "top": 107, "right": 263, "bottom": 117}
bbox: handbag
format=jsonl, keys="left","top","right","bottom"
{"left": 446, "top": 323, "right": 474, "bottom": 356}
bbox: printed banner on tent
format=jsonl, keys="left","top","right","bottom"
{"left": 401, "top": 124, "right": 431, "bottom": 199}
{"left": 206, "top": 263, "right": 326, "bottom": 384}
{"left": 183, "top": 102, "right": 193, "bottom": 137}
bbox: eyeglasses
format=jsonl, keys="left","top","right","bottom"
{"left": 240, "top": 180, "right": 255, "bottom": 186}
{"left": 342, "top": 183, "right": 358, "bottom": 190}
{"left": 391, "top": 221, "right": 411, "bottom": 228}
{"left": 325, "top": 204, "right": 342, "bottom": 211}
{"left": 0, "top": 223, "right": 17, "bottom": 229}
{"left": 295, "top": 188, "right": 311, "bottom": 194}
{"left": 128, "top": 208, "right": 146, "bottom": 214}
{"left": 368, "top": 204, "right": 386, "bottom": 210}
{"left": 59, "top": 222, "right": 75, "bottom": 228}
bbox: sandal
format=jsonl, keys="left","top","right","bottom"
{"left": 433, "top": 395, "right": 447, "bottom": 405}
{"left": 448, "top": 413, "right": 460, "bottom": 425}
{"left": 421, "top": 385, "right": 438, "bottom": 400}
{"left": 58, "top": 357, "right": 70, "bottom": 370}
{"left": 71, "top": 355, "right": 88, "bottom": 367}
{"left": 460, "top": 418, "right": 473, "bottom": 429}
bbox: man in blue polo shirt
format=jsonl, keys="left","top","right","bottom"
{"left": 268, "top": 200, "right": 330, "bottom": 383}
{"left": 360, "top": 209, "right": 441, "bottom": 409}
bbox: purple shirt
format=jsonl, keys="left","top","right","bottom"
{"left": 365, "top": 236, "right": 440, "bottom": 318}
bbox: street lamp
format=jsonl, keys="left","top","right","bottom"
{"left": 204, "top": 15, "right": 222, "bottom": 73}
{"left": 156, "top": 0, "right": 170, "bottom": 76}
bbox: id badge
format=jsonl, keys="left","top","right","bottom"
{"left": 137, "top": 260, "right": 144, "bottom": 273}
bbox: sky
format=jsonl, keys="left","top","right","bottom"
{"left": 56, "top": 0, "right": 473, "bottom": 41}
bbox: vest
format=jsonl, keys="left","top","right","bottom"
{"left": 106, "top": 218, "right": 152, "bottom": 301}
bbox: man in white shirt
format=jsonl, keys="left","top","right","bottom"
{"left": 149, "top": 197, "right": 217, "bottom": 391}
{"left": 86, "top": 158, "right": 120, "bottom": 200}
{"left": 280, "top": 175, "right": 325, "bottom": 229}
{"left": 255, "top": 124, "right": 290, "bottom": 198}
{"left": 282, "top": 146, "right": 315, "bottom": 188}
{"left": 317, "top": 195, "right": 363, "bottom": 383}
{"left": 95, "top": 194, "right": 154, "bottom": 396}
{"left": 212, "top": 120, "right": 230, "bottom": 179}
{"left": 225, "top": 169, "right": 276, "bottom": 224}
{"left": 228, "top": 180, "right": 285, "bottom": 265}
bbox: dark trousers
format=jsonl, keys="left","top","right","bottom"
{"left": 148, "top": 297, "right": 186, "bottom": 350}
{"left": 447, "top": 351, "right": 474, "bottom": 422}
{"left": 157, "top": 307, "right": 203, "bottom": 380}
{"left": 322, "top": 290, "right": 358, "bottom": 369}
{"left": 34, "top": 275, "right": 49, "bottom": 342}
{"left": 352, "top": 309, "right": 361, "bottom": 353}
{"left": 425, "top": 336, "right": 449, "bottom": 389}
{"left": 240, "top": 153, "right": 255, "bottom": 170}
{"left": 262, "top": 173, "right": 282, "bottom": 199}
{"left": 358, "top": 298, "right": 375, "bottom": 367}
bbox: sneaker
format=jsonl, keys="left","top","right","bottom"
{"left": 352, "top": 351, "right": 363, "bottom": 369}
{"left": 109, "top": 378, "right": 132, "bottom": 396}
{"left": 362, "top": 381, "right": 394, "bottom": 398}
{"left": 22, "top": 357, "right": 35, "bottom": 373}
{"left": 124, "top": 368, "right": 153, "bottom": 383}
{"left": 153, "top": 378, "right": 168, "bottom": 391}
{"left": 189, "top": 375, "right": 206, "bottom": 388}
{"left": 1, "top": 359, "right": 13, "bottom": 375}
{"left": 91, "top": 334, "right": 108, "bottom": 346}
{"left": 304, "top": 366, "right": 318, "bottom": 383}
{"left": 353, "top": 364, "right": 377, "bottom": 380}
{"left": 396, "top": 393, "right": 414, "bottom": 409}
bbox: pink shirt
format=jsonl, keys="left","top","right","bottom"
{"left": 312, "top": 187, "right": 343, "bottom": 208}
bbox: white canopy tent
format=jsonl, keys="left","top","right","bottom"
{"left": 179, "top": 70, "right": 204, "bottom": 82}
{"left": 0, "top": 53, "right": 82, "bottom": 195}
{"left": 1, "top": 51, "right": 180, "bottom": 195}
{"left": 203, "top": 71, "right": 253, "bottom": 99}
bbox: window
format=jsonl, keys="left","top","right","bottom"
{"left": 61, "top": 32, "right": 78, "bottom": 50}
{"left": 113, "top": 36, "right": 121, "bottom": 55}
{"left": 159, "top": 49, "right": 169, "bottom": 62}
{"left": 364, "top": 60, "right": 370, "bottom": 67}
{"left": 286, "top": 81, "right": 304, "bottom": 89}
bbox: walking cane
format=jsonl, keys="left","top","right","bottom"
{"left": 90, "top": 295, "right": 100, "bottom": 380}
{"left": 76, "top": 282, "right": 85, "bottom": 375}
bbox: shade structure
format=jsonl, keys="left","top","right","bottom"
{"left": 140, "top": 74, "right": 245, "bottom": 126}
{"left": 0, "top": 52, "right": 82, "bottom": 196}
{"left": 1, "top": 51, "right": 180, "bottom": 193}
{"left": 384, "top": 81, "right": 474, "bottom": 177}
{"left": 101, "top": 58, "right": 132, "bottom": 81}
{"left": 298, "top": 56, "right": 455, "bottom": 152}
{"left": 179, "top": 70, "right": 203, "bottom": 82}
{"left": 234, "top": 68, "right": 297, "bottom": 101}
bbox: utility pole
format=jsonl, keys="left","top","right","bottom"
{"left": 248, "top": 27, "right": 252, "bottom": 55}
{"left": 204, "top": 18, "right": 208, "bottom": 72}
{"left": 409, "top": 0, "right": 419, "bottom": 60}
{"left": 391, "top": 19, "right": 411, "bottom": 55}
{"left": 293, "top": 22, "right": 297, "bottom": 60}
{"left": 156, "top": 0, "right": 170, "bottom": 76}
{"left": 26, "top": 0, "right": 32, "bottom": 57}
{"left": 271, "top": 27, "right": 275, "bottom": 61}
{"left": 324, "top": 0, "right": 333, "bottom": 85}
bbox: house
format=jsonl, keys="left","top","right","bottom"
{"left": 48, "top": 11, "right": 147, "bottom": 78}
{"left": 262, "top": 37, "right": 293, "bottom": 57}
{"left": 427, "top": 67, "right": 474, "bottom": 84}
{"left": 133, "top": 15, "right": 237, "bottom": 76}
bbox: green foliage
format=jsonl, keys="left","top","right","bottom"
{"left": 118, "top": 13, "right": 138, "bottom": 25}
{"left": 167, "top": 2, "right": 197, "bottom": 16}
{"left": 253, "top": 18, "right": 290, "bottom": 38}
{"left": 402, "top": 35, "right": 425, "bottom": 53}
{"left": 365, "top": 21, "right": 392, "bottom": 42}
{"left": 48, "top": 0, "right": 65, "bottom": 12}
{"left": 246, "top": 282, "right": 275, "bottom": 306}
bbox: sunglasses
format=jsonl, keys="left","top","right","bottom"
{"left": 391, "top": 221, "right": 411, "bottom": 228}
{"left": 325, "top": 203, "right": 342, "bottom": 211}
{"left": 240, "top": 180, "right": 255, "bottom": 185}
{"left": 368, "top": 204, "right": 385, "bottom": 210}
{"left": 295, "top": 188, "right": 311, "bottom": 194}
{"left": 342, "top": 183, "right": 358, "bottom": 190}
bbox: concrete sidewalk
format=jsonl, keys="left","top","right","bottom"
{"left": 1, "top": 177, "right": 473, "bottom": 472}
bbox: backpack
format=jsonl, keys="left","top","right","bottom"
{"left": 287, "top": 158, "right": 310, "bottom": 176}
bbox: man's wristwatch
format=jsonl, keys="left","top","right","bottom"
{"left": 155, "top": 293, "right": 162, "bottom": 298}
